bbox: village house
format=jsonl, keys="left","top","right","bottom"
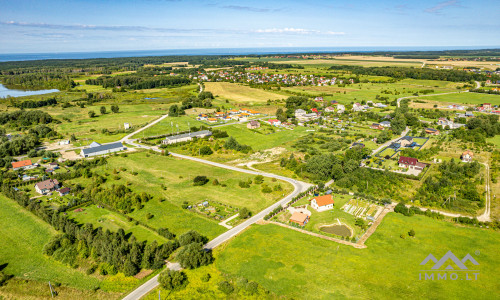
{"left": 267, "top": 119, "right": 281, "bottom": 126}
{"left": 162, "top": 130, "right": 212, "bottom": 145}
{"left": 58, "top": 187, "right": 71, "bottom": 196}
{"left": 352, "top": 103, "right": 364, "bottom": 112}
{"left": 398, "top": 156, "right": 426, "bottom": 171}
{"left": 398, "top": 136, "right": 414, "bottom": 147}
{"left": 11, "top": 159, "right": 33, "bottom": 171}
{"left": 58, "top": 140, "right": 70, "bottom": 145}
{"left": 35, "top": 179, "right": 60, "bottom": 194}
{"left": 336, "top": 104, "right": 345, "bottom": 114}
{"left": 295, "top": 109, "right": 307, "bottom": 118}
{"left": 324, "top": 106, "right": 335, "bottom": 113}
{"left": 311, "top": 195, "right": 335, "bottom": 212}
{"left": 124, "top": 123, "right": 131, "bottom": 130}
{"left": 425, "top": 128, "right": 440, "bottom": 135}
{"left": 314, "top": 96, "right": 324, "bottom": 102}
{"left": 207, "top": 118, "right": 218, "bottom": 123}
{"left": 461, "top": 150, "right": 474, "bottom": 163}
{"left": 350, "top": 142, "right": 365, "bottom": 149}
{"left": 371, "top": 123, "right": 384, "bottom": 130}
{"left": 289, "top": 212, "right": 309, "bottom": 226}
{"left": 380, "top": 121, "right": 391, "bottom": 128}
{"left": 247, "top": 120, "right": 260, "bottom": 129}
{"left": 196, "top": 114, "right": 208, "bottom": 121}
{"left": 483, "top": 103, "right": 492, "bottom": 110}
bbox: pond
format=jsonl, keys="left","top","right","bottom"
{"left": 0, "top": 83, "right": 59, "bottom": 98}
{"left": 320, "top": 224, "right": 352, "bottom": 237}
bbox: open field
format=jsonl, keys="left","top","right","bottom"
{"left": 0, "top": 194, "right": 101, "bottom": 290}
{"left": 68, "top": 206, "right": 169, "bottom": 243}
{"left": 68, "top": 151, "right": 292, "bottom": 239}
{"left": 204, "top": 82, "right": 286, "bottom": 104}
{"left": 415, "top": 92, "right": 500, "bottom": 105}
{"left": 132, "top": 115, "right": 206, "bottom": 139}
{"left": 216, "top": 214, "right": 500, "bottom": 299}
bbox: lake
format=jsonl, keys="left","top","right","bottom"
{"left": 0, "top": 83, "right": 59, "bottom": 98}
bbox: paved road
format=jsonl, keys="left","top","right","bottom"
{"left": 121, "top": 140, "right": 311, "bottom": 300}
{"left": 120, "top": 114, "right": 170, "bottom": 142}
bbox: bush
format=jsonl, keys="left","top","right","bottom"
{"left": 177, "top": 243, "right": 213, "bottom": 269}
{"left": 254, "top": 175, "right": 264, "bottom": 184}
{"left": 201, "top": 273, "right": 211, "bottom": 282}
{"left": 146, "top": 213, "right": 154, "bottom": 220}
{"left": 178, "top": 230, "right": 208, "bottom": 246}
{"left": 239, "top": 181, "right": 250, "bottom": 188}
{"left": 239, "top": 207, "right": 251, "bottom": 219}
{"left": 158, "top": 270, "right": 188, "bottom": 290}
{"left": 199, "top": 146, "right": 213, "bottom": 155}
{"left": 193, "top": 176, "right": 209, "bottom": 186}
{"left": 218, "top": 281, "right": 234, "bottom": 295}
{"left": 158, "top": 228, "right": 175, "bottom": 239}
{"left": 261, "top": 185, "right": 272, "bottom": 193}
{"left": 86, "top": 264, "right": 98, "bottom": 275}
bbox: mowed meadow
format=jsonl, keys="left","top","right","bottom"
{"left": 216, "top": 214, "right": 500, "bottom": 299}
{"left": 204, "top": 82, "right": 286, "bottom": 104}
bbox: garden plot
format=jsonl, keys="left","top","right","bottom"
{"left": 342, "top": 198, "right": 383, "bottom": 221}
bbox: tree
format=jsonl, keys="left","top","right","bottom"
{"left": 177, "top": 242, "right": 213, "bottom": 269}
{"left": 123, "top": 259, "right": 139, "bottom": 276}
{"left": 158, "top": 270, "right": 188, "bottom": 290}
{"left": 276, "top": 108, "right": 287, "bottom": 123}
{"left": 88, "top": 111, "right": 96, "bottom": 118}
{"left": 100, "top": 106, "right": 106, "bottom": 115}
{"left": 111, "top": 105, "right": 119, "bottom": 113}
{"left": 169, "top": 104, "right": 180, "bottom": 117}
{"left": 178, "top": 230, "right": 208, "bottom": 246}
{"left": 239, "top": 207, "right": 251, "bottom": 219}
{"left": 218, "top": 281, "right": 234, "bottom": 295}
{"left": 193, "top": 176, "right": 209, "bottom": 186}
{"left": 199, "top": 146, "right": 213, "bottom": 155}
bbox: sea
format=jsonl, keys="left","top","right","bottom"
{"left": 0, "top": 46, "right": 496, "bottom": 62}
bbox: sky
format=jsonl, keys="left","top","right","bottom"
{"left": 0, "top": 0, "right": 499, "bottom": 53}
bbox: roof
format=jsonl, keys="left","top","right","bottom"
{"left": 89, "top": 141, "right": 102, "bottom": 148}
{"left": 12, "top": 159, "right": 32, "bottom": 169}
{"left": 81, "top": 142, "right": 124, "bottom": 156}
{"left": 248, "top": 120, "right": 259, "bottom": 126}
{"left": 416, "top": 162, "right": 427, "bottom": 169}
{"left": 35, "top": 179, "right": 59, "bottom": 190}
{"left": 164, "top": 130, "right": 212, "bottom": 141}
{"left": 313, "top": 195, "right": 334, "bottom": 207}
{"left": 289, "top": 212, "right": 308, "bottom": 223}
{"left": 425, "top": 128, "right": 438, "bottom": 132}
{"left": 58, "top": 187, "right": 70, "bottom": 194}
{"left": 268, "top": 119, "right": 279, "bottom": 123}
{"left": 400, "top": 136, "right": 413, "bottom": 141}
{"left": 380, "top": 121, "right": 391, "bottom": 125}
{"left": 399, "top": 156, "right": 418, "bottom": 166}
{"left": 462, "top": 150, "right": 474, "bottom": 157}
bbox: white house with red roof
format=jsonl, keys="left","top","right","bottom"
{"left": 267, "top": 119, "right": 281, "bottom": 126}
{"left": 311, "top": 195, "right": 335, "bottom": 212}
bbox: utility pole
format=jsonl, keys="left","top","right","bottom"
{"left": 48, "top": 281, "right": 54, "bottom": 298}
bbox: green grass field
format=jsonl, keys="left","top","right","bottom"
{"left": 68, "top": 152, "right": 292, "bottom": 239}
{"left": 132, "top": 115, "right": 206, "bottom": 138}
{"left": 68, "top": 206, "right": 169, "bottom": 243}
{"left": 417, "top": 92, "right": 500, "bottom": 105}
{"left": 216, "top": 214, "right": 500, "bottom": 299}
{"left": 0, "top": 194, "right": 101, "bottom": 290}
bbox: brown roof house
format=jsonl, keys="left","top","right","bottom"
{"left": 398, "top": 156, "right": 426, "bottom": 170}
{"left": 35, "top": 179, "right": 60, "bottom": 195}
{"left": 247, "top": 120, "right": 260, "bottom": 129}
{"left": 289, "top": 212, "right": 309, "bottom": 226}
{"left": 461, "top": 150, "right": 474, "bottom": 163}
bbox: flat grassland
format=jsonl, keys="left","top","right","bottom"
{"left": 204, "top": 82, "right": 286, "bottom": 103}
{"left": 216, "top": 214, "right": 500, "bottom": 299}
{"left": 70, "top": 152, "right": 292, "bottom": 239}
{"left": 132, "top": 115, "right": 206, "bottom": 138}
{"left": 416, "top": 92, "right": 500, "bottom": 105}
{"left": 0, "top": 195, "right": 100, "bottom": 290}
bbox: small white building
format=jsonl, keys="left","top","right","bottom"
{"left": 161, "top": 130, "right": 212, "bottom": 145}
{"left": 59, "top": 140, "right": 70, "bottom": 145}
{"left": 124, "top": 123, "right": 131, "bottom": 130}
{"left": 311, "top": 195, "right": 335, "bottom": 212}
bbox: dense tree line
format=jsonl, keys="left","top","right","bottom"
{"left": 0, "top": 110, "right": 53, "bottom": 127}
{"left": 1, "top": 73, "right": 76, "bottom": 90}
{"left": 13, "top": 97, "right": 57, "bottom": 109}
{"left": 328, "top": 65, "right": 499, "bottom": 82}
{"left": 85, "top": 75, "right": 190, "bottom": 89}
{"left": 451, "top": 114, "right": 500, "bottom": 143}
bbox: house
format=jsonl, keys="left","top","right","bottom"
{"left": 21, "top": 174, "right": 37, "bottom": 181}
{"left": 197, "top": 114, "right": 208, "bottom": 121}
{"left": 162, "top": 130, "right": 212, "bottom": 145}
{"left": 314, "top": 96, "right": 324, "bottom": 102}
{"left": 12, "top": 159, "right": 32, "bottom": 170}
{"left": 352, "top": 103, "right": 364, "bottom": 112}
{"left": 311, "top": 195, "right": 335, "bottom": 212}
{"left": 350, "top": 142, "right": 365, "bottom": 149}
{"left": 398, "top": 156, "right": 426, "bottom": 170}
{"left": 331, "top": 100, "right": 338, "bottom": 105}
{"left": 35, "top": 179, "right": 60, "bottom": 194}
{"left": 461, "top": 150, "right": 474, "bottom": 162}
{"left": 437, "top": 118, "right": 452, "bottom": 127}
{"left": 398, "top": 136, "right": 413, "bottom": 147}
{"left": 58, "top": 187, "right": 71, "bottom": 196}
{"left": 247, "top": 120, "right": 260, "bottom": 129}
{"left": 48, "top": 162, "right": 60, "bottom": 169}
{"left": 380, "top": 121, "right": 391, "bottom": 128}
{"left": 124, "top": 123, "right": 131, "bottom": 130}
{"left": 295, "top": 109, "right": 307, "bottom": 118}
{"left": 289, "top": 212, "right": 309, "bottom": 226}
{"left": 228, "top": 109, "right": 240, "bottom": 115}
{"left": 325, "top": 106, "right": 335, "bottom": 113}
{"left": 425, "top": 128, "right": 440, "bottom": 135}
{"left": 81, "top": 142, "right": 125, "bottom": 158}
{"left": 371, "top": 123, "right": 383, "bottom": 130}
{"left": 267, "top": 119, "right": 281, "bottom": 126}
{"left": 58, "top": 140, "right": 70, "bottom": 145}
{"left": 337, "top": 105, "right": 345, "bottom": 113}
{"left": 207, "top": 118, "right": 218, "bottom": 123}
{"left": 483, "top": 103, "right": 492, "bottom": 110}
{"left": 311, "top": 108, "right": 319, "bottom": 113}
